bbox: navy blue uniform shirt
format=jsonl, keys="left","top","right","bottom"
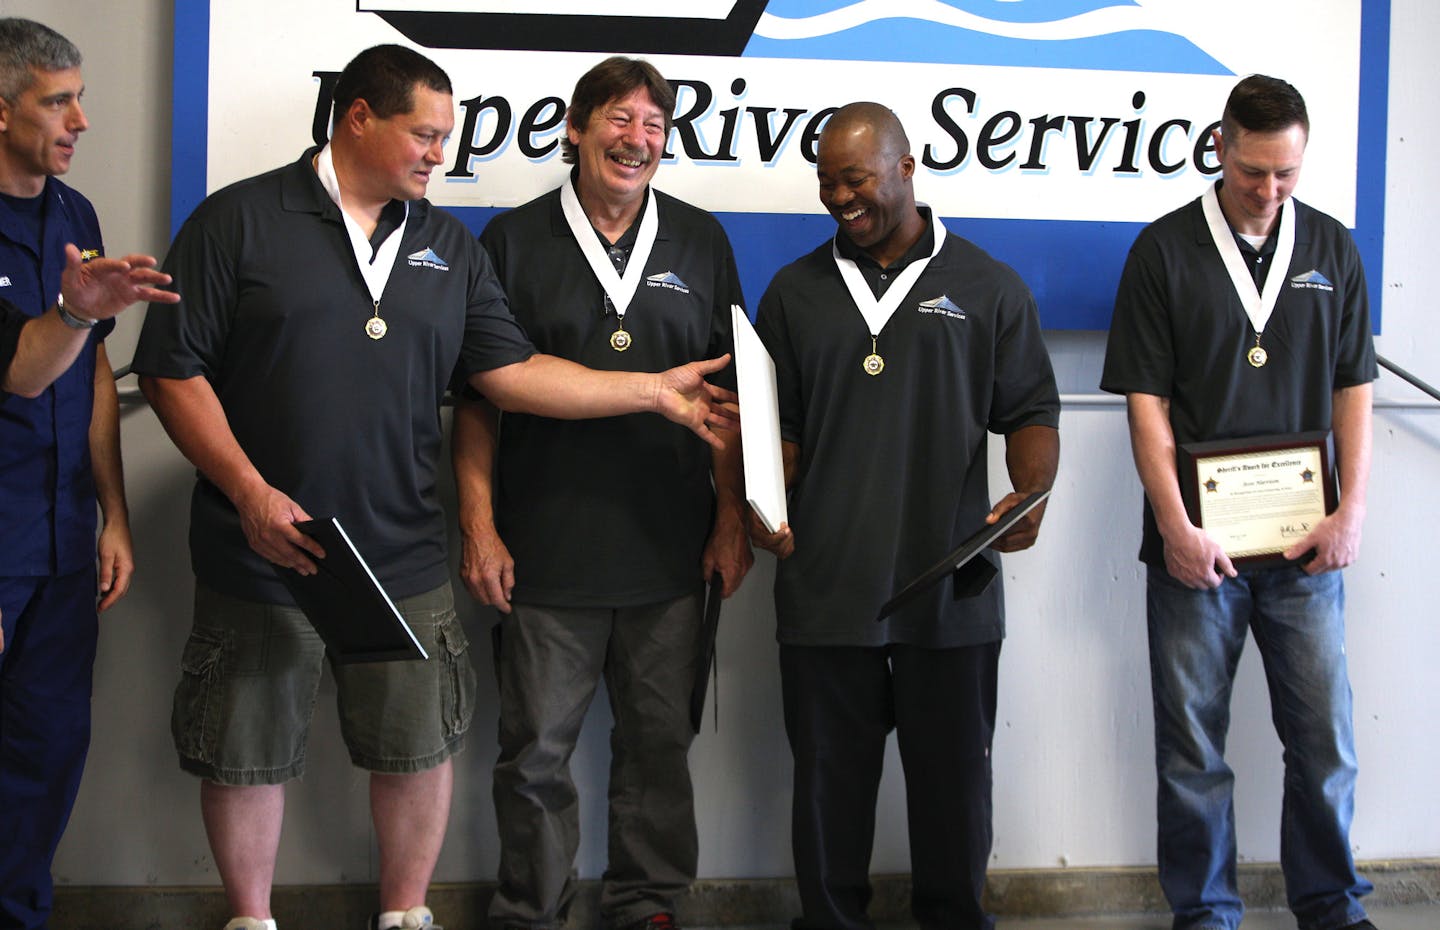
{"left": 0, "top": 178, "right": 111, "bottom": 577}
{"left": 0, "top": 298, "right": 25, "bottom": 385}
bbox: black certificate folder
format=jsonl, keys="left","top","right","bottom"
{"left": 274, "top": 517, "right": 429, "bottom": 664}
{"left": 688, "top": 572, "right": 724, "bottom": 734}
{"left": 878, "top": 489, "right": 1052, "bottom": 621}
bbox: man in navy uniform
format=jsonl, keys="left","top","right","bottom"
{"left": 0, "top": 17, "right": 177, "bottom": 930}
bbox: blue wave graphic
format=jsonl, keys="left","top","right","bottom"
{"left": 745, "top": 1, "right": 1229, "bottom": 76}
{"left": 767, "top": 0, "right": 1138, "bottom": 24}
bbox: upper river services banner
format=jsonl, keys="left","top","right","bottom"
{"left": 173, "top": 0, "right": 1390, "bottom": 328}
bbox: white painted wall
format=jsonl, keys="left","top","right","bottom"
{"left": 7, "top": 0, "right": 1434, "bottom": 887}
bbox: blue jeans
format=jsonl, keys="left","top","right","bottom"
{"left": 1146, "top": 564, "right": 1371, "bottom": 930}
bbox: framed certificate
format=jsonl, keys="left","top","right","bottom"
{"left": 1178, "top": 431, "right": 1338, "bottom": 567}
{"left": 876, "top": 489, "right": 1051, "bottom": 621}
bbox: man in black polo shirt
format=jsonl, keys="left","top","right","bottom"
{"left": 133, "top": 45, "right": 735, "bottom": 930}
{"left": 452, "top": 56, "right": 750, "bottom": 930}
{"left": 1101, "top": 75, "right": 1376, "bottom": 930}
{"left": 751, "top": 102, "right": 1059, "bottom": 930}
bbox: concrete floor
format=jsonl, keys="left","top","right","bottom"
{"left": 991, "top": 904, "right": 1440, "bottom": 929}
{"left": 703, "top": 903, "right": 1440, "bottom": 929}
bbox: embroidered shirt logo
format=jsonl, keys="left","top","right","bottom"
{"left": 407, "top": 246, "right": 450, "bottom": 271}
{"left": 646, "top": 270, "right": 691, "bottom": 294}
{"left": 1290, "top": 269, "right": 1333, "bottom": 291}
{"left": 917, "top": 294, "right": 966, "bottom": 320}
{"left": 0, "top": 276, "right": 9, "bottom": 287}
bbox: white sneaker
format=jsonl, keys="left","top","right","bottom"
{"left": 223, "top": 919, "right": 276, "bottom": 930}
{"left": 371, "top": 906, "right": 441, "bottom": 930}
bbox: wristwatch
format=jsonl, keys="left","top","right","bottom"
{"left": 56, "top": 292, "right": 97, "bottom": 330}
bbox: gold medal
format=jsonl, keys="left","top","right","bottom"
{"left": 610, "top": 327, "right": 632, "bottom": 352}
{"left": 1248, "top": 334, "right": 1267, "bottom": 368}
{"left": 862, "top": 335, "right": 884, "bottom": 376}
{"left": 366, "top": 301, "right": 387, "bottom": 340}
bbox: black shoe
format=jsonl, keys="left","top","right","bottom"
{"left": 1341, "top": 921, "right": 1378, "bottom": 930}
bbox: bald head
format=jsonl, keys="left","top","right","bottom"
{"left": 819, "top": 102, "right": 911, "bottom": 163}
{"left": 815, "top": 101, "right": 924, "bottom": 266}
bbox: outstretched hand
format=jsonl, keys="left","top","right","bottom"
{"left": 653, "top": 354, "right": 740, "bottom": 449}
{"left": 60, "top": 243, "right": 179, "bottom": 321}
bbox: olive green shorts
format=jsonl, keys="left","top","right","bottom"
{"left": 172, "top": 581, "right": 476, "bottom": 785}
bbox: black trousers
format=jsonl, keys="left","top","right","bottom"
{"left": 780, "top": 641, "right": 1001, "bottom": 930}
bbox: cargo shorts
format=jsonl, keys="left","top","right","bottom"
{"left": 171, "top": 581, "right": 476, "bottom": 784}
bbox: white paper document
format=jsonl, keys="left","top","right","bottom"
{"left": 730, "top": 305, "right": 789, "bottom": 535}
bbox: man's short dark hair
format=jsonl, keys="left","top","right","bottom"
{"left": 0, "top": 18, "right": 82, "bottom": 102}
{"left": 562, "top": 56, "right": 675, "bottom": 165}
{"left": 1222, "top": 74, "right": 1309, "bottom": 140}
{"left": 332, "top": 44, "right": 451, "bottom": 122}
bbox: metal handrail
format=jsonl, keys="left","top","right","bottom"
{"left": 1377, "top": 354, "right": 1440, "bottom": 404}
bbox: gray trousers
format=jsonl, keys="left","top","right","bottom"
{"left": 488, "top": 591, "right": 704, "bottom": 929}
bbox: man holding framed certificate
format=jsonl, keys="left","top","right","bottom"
{"left": 1101, "top": 76, "right": 1377, "bottom": 930}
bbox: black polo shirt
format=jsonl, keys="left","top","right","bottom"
{"left": 478, "top": 183, "right": 741, "bottom": 607}
{"left": 756, "top": 220, "right": 1059, "bottom": 647}
{"left": 1100, "top": 188, "right": 1376, "bottom": 566}
{"left": 133, "top": 148, "right": 535, "bottom": 603}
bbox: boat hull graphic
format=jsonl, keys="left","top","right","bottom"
{"left": 368, "top": 1, "right": 771, "bottom": 55}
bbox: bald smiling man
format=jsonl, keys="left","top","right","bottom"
{"left": 750, "top": 102, "right": 1060, "bottom": 930}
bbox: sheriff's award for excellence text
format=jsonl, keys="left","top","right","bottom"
{"left": 1179, "top": 431, "right": 1338, "bottom": 567}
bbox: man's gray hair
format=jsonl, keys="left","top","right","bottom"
{"left": 0, "top": 18, "right": 82, "bottom": 102}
